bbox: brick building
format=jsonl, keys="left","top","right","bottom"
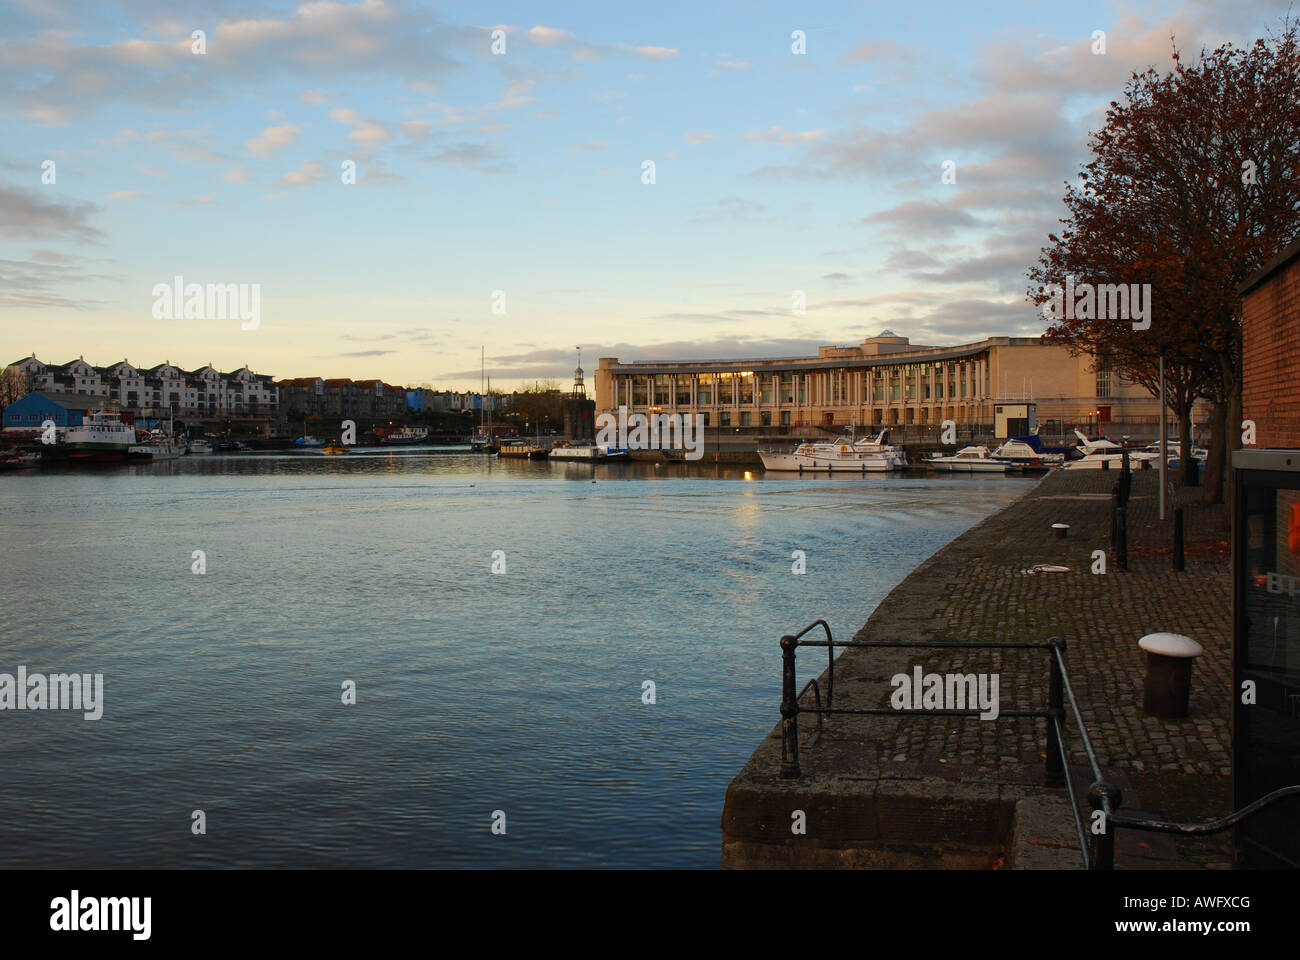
{"left": 1242, "top": 238, "right": 1300, "bottom": 448}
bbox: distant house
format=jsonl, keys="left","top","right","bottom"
{"left": 2, "top": 390, "right": 116, "bottom": 434}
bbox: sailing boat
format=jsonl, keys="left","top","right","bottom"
{"left": 471, "top": 346, "right": 490, "bottom": 451}
{"left": 295, "top": 414, "right": 323, "bottom": 448}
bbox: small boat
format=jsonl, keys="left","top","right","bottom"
{"left": 213, "top": 439, "right": 244, "bottom": 453}
{"left": 322, "top": 441, "right": 348, "bottom": 455}
{"left": 188, "top": 438, "right": 214, "bottom": 455}
{"left": 758, "top": 429, "right": 905, "bottom": 472}
{"left": 294, "top": 436, "right": 324, "bottom": 448}
{"left": 1141, "top": 440, "right": 1207, "bottom": 466}
{"left": 549, "top": 441, "right": 629, "bottom": 461}
{"left": 380, "top": 427, "right": 430, "bottom": 445}
{"left": 1061, "top": 430, "right": 1161, "bottom": 470}
{"left": 497, "top": 440, "right": 532, "bottom": 458}
{"left": 0, "top": 449, "right": 39, "bottom": 470}
{"left": 926, "top": 445, "right": 1010, "bottom": 473}
{"left": 128, "top": 430, "right": 188, "bottom": 461}
{"left": 989, "top": 435, "right": 1064, "bottom": 469}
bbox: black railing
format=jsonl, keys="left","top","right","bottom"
{"left": 778, "top": 622, "right": 1067, "bottom": 788}
{"left": 779, "top": 622, "right": 1300, "bottom": 869}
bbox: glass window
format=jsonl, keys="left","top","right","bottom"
{"left": 697, "top": 374, "right": 714, "bottom": 405}
{"left": 761, "top": 411, "right": 771, "bottom": 426}
{"left": 740, "top": 411, "right": 751, "bottom": 426}
{"left": 719, "top": 376, "right": 734, "bottom": 404}
{"left": 740, "top": 373, "right": 754, "bottom": 404}
{"left": 654, "top": 375, "right": 672, "bottom": 405}
{"left": 720, "top": 410, "right": 731, "bottom": 426}
{"left": 676, "top": 377, "right": 691, "bottom": 406}
{"left": 760, "top": 376, "right": 773, "bottom": 405}
{"left": 632, "top": 377, "right": 648, "bottom": 405}
{"left": 780, "top": 410, "right": 791, "bottom": 426}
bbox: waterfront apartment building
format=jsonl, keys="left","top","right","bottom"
{"left": 595, "top": 332, "right": 1205, "bottom": 437}
{"left": 275, "top": 376, "right": 408, "bottom": 422}
{"left": 6, "top": 355, "right": 278, "bottom": 419}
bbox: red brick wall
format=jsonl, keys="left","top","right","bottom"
{"left": 1243, "top": 255, "right": 1300, "bottom": 448}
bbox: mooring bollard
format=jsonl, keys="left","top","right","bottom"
{"left": 1138, "top": 633, "right": 1203, "bottom": 718}
{"left": 1052, "top": 523, "right": 1069, "bottom": 539}
{"left": 1173, "top": 507, "right": 1185, "bottom": 572}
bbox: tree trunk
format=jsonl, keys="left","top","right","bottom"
{"left": 1203, "top": 400, "right": 1228, "bottom": 505}
{"left": 1178, "top": 408, "right": 1194, "bottom": 485}
{"left": 1224, "top": 382, "right": 1242, "bottom": 520}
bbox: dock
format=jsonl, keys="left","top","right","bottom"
{"left": 721, "top": 467, "right": 1233, "bottom": 869}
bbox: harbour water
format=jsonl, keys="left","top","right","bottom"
{"left": 0, "top": 450, "right": 1034, "bottom": 868}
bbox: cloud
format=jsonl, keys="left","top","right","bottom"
{"left": 839, "top": 38, "right": 911, "bottom": 65}
{"left": 683, "top": 132, "right": 717, "bottom": 144}
{"left": 279, "top": 160, "right": 328, "bottom": 187}
{"left": 245, "top": 123, "right": 301, "bottom": 158}
{"left": 743, "top": 126, "right": 827, "bottom": 146}
{"left": 106, "top": 190, "right": 144, "bottom": 200}
{"left": 690, "top": 196, "right": 769, "bottom": 224}
{"left": 0, "top": 181, "right": 103, "bottom": 242}
{"left": 0, "top": 250, "right": 113, "bottom": 309}
{"left": 329, "top": 107, "right": 391, "bottom": 149}
{"left": 861, "top": 201, "right": 984, "bottom": 237}
{"left": 527, "top": 25, "right": 572, "bottom": 45}
{"left": 714, "top": 57, "right": 750, "bottom": 70}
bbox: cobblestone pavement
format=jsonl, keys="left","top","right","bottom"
{"left": 800, "top": 465, "right": 1234, "bottom": 867}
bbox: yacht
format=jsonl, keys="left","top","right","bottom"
{"left": 188, "top": 438, "right": 214, "bottom": 455}
{"left": 926, "top": 445, "right": 1010, "bottom": 473}
{"left": 1062, "top": 430, "right": 1160, "bottom": 470}
{"left": 989, "top": 436, "right": 1065, "bottom": 468}
{"left": 1141, "top": 439, "right": 1207, "bottom": 466}
{"left": 759, "top": 429, "right": 906, "bottom": 472}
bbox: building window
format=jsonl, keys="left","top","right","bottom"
{"left": 780, "top": 410, "right": 791, "bottom": 426}
{"left": 720, "top": 411, "right": 731, "bottom": 426}
{"left": 675, "top": 377, "right": 691, "bottom": 406}
{"left": 740, "top": 411, "right": 751, "bottom": 426}
{"left": 780, "top": 373, "right": 794, "bottom": 405}
{"left": 719, "top": 376, "right": 734, "bottom": 405}
{"left": 1095, "top": 364, "right": 1112, "bottom": 398}
{"left": 696, "top": 374, "right": 714, "bottom": 405}
{"left": 740, "top": 373, "right": 754, "bottom": 405}
{"left": 654, "top": 375, "right": 672, "bottom": 406}
{"left": 761, "top": 411, "right": 771, "bottom": 426}
{"left": 702, "top": 412, "right": 710, "bottom": 427}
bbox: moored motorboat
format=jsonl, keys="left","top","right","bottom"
{"left": 926, "top": 445, "right": 1010, "bottom": 473}
{"left": 322, "top": 441, "right": 348, "bottom": 455}
{"left": 989, "top": 434, "right": 1065, "bottom": 469}
{"left": 187, "top": 438, "right": 214, "bottom": 455}
{"left": 1061, "top": 430, "right": 1161, "bottom": 470}
{"left": 549, "top": 441, "right": 628, "bottom": 461}
{"left": 759, "top": 429, "right": 905, "bottom": 472}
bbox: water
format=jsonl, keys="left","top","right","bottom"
{"left": 0, "top": 449, "right": 1033, "bottom": 868}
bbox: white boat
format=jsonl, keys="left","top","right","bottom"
{"left": 63, "top": 413, "right": 136, "bottom": 462}
{"left": 989, "top": 436, "right": 1065, "bottom": 468}
{"left": 187, "top": 438, "right": 214, "bottom": 455}
{"left": 1141, "top": 440, "right": 1207, "bottom": 466}
{"left": 759, "top": 429, "right": 906, "bottom": 472}
{"left": 294, "top": 436, "right": 323, "bottom": 448}
{"left": 1061, "top": 429, "right": 1160, "bottom": 470}
{"left": 129, "top": 429, "right": 188, "bottom": 461}
{"left": 549, "top": 442, "right": 629, "bottom": 461}
{"left": 927, "top": 445, "right": 1009, "bottom": 473}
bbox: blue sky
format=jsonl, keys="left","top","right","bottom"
{"left": 0, "top": 0, "right": 1290, "bottom": 389}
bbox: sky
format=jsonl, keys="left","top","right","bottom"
{"left": 0, "top": 0, "right": 1292, "bottom": 390}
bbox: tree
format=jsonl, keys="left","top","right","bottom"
{"left": 1028, "top": 24, "right": 1300, "bottom": 501}
{"left": 0, "top": 366, "right": 31, "bottom": 410}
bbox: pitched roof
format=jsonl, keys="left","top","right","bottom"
{"left": 21, "top": 391, "right": 115, "bottom": 412}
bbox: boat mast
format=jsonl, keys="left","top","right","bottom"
{"left": 480, "top": 346, "right": 485, "bottom": 435}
